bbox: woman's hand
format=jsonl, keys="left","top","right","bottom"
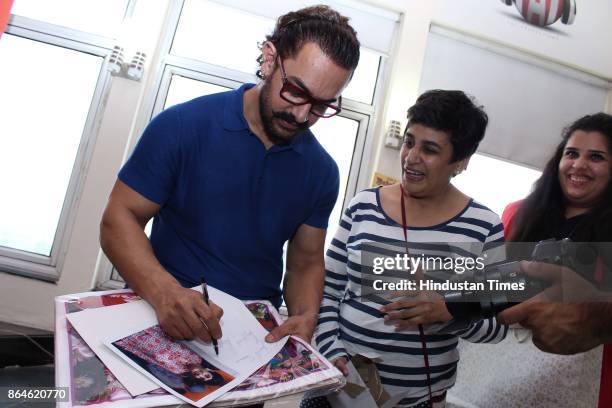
{"left": 380, "top": 291, "right": 452, "bottom": 330}
{"left": 331, "top": 356, "right": 349, "bottom": 376}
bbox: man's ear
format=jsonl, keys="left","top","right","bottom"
{"left": 261, "top": 41, "right": 278, "bottom": 79}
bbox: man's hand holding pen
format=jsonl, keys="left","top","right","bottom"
{"left": 201, "top": 278, "right": 219, "bottom": 355}
{"left": 150, "top": 282, "right": 224, "bottom": 343}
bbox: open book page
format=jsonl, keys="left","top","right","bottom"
{"left": 213, "top": 301, "right": 344, "bottom": 405}
{"left": 186, "top": 287, "right": 288, "bottom": 374}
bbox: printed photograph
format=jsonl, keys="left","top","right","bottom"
{"left": 112, "top": 325, "right": 236, "bottom": 402}
{"left": 245, "top": 301, "right": 279, "bottom": 332}
{"left": 234, "top": 338, "right": 328, "bottom": 391}
{"left": 67, "top": 291, "right": 141, "bottom": 313}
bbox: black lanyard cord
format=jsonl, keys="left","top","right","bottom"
{"left": 400, "top": 186, "right": 434, "bottom": 406}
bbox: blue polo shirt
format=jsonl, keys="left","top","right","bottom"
{"left": 118, "top": 84, "right": 339, "bottom": 307}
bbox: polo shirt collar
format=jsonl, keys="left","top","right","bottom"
{"left": 270, "top": 131, "right": 306, "bottom": 155}
{"left": 223, "top": 83, "right": 307, "bottom": 155}
{"left": 222, "top": 83, "right": 253, "bottom": 132}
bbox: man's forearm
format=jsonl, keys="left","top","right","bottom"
{"left": 283, "top": 263, "right": 325, "bottom": 317}
{"left": 100, "top": 206, "right": 179, "bottom": 305}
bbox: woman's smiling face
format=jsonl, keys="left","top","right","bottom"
{"left": 400, "top": 123, "right": 462, "bottom": 199}
{"left": 558, "top": 130, "right": 611, "bottom": 212}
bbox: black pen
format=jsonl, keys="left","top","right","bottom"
{"left": 201, "top": 277, "right": 219, "bottom": 355}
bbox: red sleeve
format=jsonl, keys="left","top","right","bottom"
{"left": 600, "top": 345, "right": 612, "bottom": 408}
{"left": 501, "top": 200, "right": 523, "bottom": 240}
{"left": 0, "top": 0, "right": 14, "bottom": 38}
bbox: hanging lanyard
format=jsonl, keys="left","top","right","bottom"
{"left": 400, "top": 185, "right": 434, "bottom": 406}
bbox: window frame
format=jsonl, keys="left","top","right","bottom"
{"left": 0, "top": 16, "right": 116, "bottom": 281}
{"left": 153, "top": 64, "right": 243, "bottom": 113}
{"left": 323, "top": 107, "right": 371, "bottom": 226}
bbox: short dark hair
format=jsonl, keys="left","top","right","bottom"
{"left": 256, "top": 5, "right": 360, "bottom": 79}
{"left": 509, "top": 112, "right": 612, "bottom": 242}
{"left": 406, "top": 90, "right": 489, "bottom": 163}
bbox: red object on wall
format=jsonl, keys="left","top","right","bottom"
{"left": 0, "top": 0, "right": 15, "bottom": 39}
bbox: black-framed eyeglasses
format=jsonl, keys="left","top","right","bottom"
{"left": 277, "top": 57, "right": 342, "bottom": 118}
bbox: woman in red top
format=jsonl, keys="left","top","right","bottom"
{"left": 501, "top": 113, "right": 612, "bottom": 408}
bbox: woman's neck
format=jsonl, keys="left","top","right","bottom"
{"left": 381, "top": 183, "right": 469, "bottom": 227}
{"left": 402, "top": 183, "right": 457, "bottom": 211}
{"left": 565, "top": 205, "right": 591, "bottom": 219}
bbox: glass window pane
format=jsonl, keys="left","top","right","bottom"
{"left": 10, "top": 0, "right": 129, "bottom": 38}
{"left": 342, "top": 48, "right": 380, "bottom": 105}
{"left": 453, "top": 154, "right": 542, "bottom": 216}
{"left": 164, "top": 75, "right": 231, "bottom": 109}
{"left": 0, "top": 35, "right": 103, "bottom": 255}
{"left": 172, "top": 0, "right": 380, "bottom": 105}
{"left": 172, "top": 0, "right": 274, "bottom": 75}
{"left": 310, "top": 116, "right": 360, "bottom": 243}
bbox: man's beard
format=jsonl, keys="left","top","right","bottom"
{"left": 259, "top": 80, "right": 309, "bottom": 145}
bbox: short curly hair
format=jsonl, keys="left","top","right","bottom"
{"left": 406, "top": 90, "right": 489, "bottom": 163}
{"left": 256, "top": 5, "right": 360, "bottom": 79}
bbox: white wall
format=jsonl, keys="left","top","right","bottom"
{"left": 362, "top": 0, "right": 442, "bottom": 185}
{"left": 367, "top": 0, "right": 612, "bottom": 182}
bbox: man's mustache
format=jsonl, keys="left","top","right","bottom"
{"left": 273, "top": 111, "right": 309, "bottom": 130}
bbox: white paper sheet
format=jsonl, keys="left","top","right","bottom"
{"left": 187, "top": 287, "right": 287, "bottom": 374}
{"left": 67, "top": 286, "right": 288, "bottom": 401}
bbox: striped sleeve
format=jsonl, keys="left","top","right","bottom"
{"left": 482, "top": 208, "right": 506, "bottom": 264}
{"left": 453, "top": 317, "right": 508, "bottom": 343}
{"left": 454, "top": 210, "right": 507, "bottom": 343}
{"left": 314, "top": 206, "right": 353, "bottom": 361}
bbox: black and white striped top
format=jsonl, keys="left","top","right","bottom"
{"left": 315, "top": 187, "right": 508, "bottom": 407}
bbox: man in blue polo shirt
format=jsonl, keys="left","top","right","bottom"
{"left": 100, "top": 5, "right": 360, "bottom": 345}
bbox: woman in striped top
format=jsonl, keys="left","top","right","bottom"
{"left": 314, "top": 90, "right": 507, "bottom": 407}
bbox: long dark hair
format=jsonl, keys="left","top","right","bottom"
{"left": 509, "top": 113, "right": 612, "bottom": 242}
